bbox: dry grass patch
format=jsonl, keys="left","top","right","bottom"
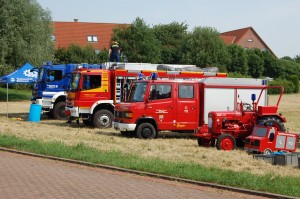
{"left": 269, "top": 93, "right": 300, "bottom": 132}
{"left": 0, "top": 95, "right": 300, "bottom": 179}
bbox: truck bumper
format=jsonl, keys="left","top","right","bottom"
{"left": 66, "top": 107, "right": 79, "bottom": 117}
{"left": 32, "top": 98, "right": 53, "bottom": 112}
{"left": 113, "top": 122, "right": 136, "bottom": 132}
{"left": 244, "top": 147, "right": 259, "bottom": 153}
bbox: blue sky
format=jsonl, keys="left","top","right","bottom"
{"left": 36, "top": 0, "right": 300, "bottom": 58}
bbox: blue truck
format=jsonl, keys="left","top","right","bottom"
{"left": 31, "top": 62, "right": 102, "bottom": 120}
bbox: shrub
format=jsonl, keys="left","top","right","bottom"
{"left": 289, "top": 75, "right": 299, "bottom": 93}
{"left": 268, "top": 79, "right": 295, "bottom": 94}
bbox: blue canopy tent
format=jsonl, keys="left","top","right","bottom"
{"left": 0, "top": 62, "right": 37, "bottom": 117}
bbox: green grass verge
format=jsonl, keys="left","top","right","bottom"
{"left": 0, "top": 87, "right": 32, "bottom": 101}
{"left": 0, "top": 134, "right": 299, "bottom": 197}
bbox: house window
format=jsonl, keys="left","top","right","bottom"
{"left": 248, "top": 38, "right": 253, "bottom": 42}
{"left": 87, "top": 35, "right": 98, "bottom": 42}
{"left": 51, "top": 35, "right": 56, "bottom": 42}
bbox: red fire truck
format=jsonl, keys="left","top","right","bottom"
{"left": 113, "top": 76, "right": 286, "bottom": 151}
{"left": 66, "top": 67, "right": 227, "bottom": 128}
{"left": 244, "top": 124, "right": 298, "bottom": 155}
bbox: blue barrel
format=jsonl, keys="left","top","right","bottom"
{"left": 28, "top": 104, "right": 42, "bottom": 122}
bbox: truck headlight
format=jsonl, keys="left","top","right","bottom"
{"left": 124, "top": 112, "right": 133, "bottom": 119}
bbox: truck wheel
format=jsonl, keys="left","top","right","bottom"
{"left": 216, "top": 134, "right": 236, "bottom": 150}
{"left": 53, "top": 102, "right": 66, "bottom": 120}
{"left": 93, "top": 110, "right": 113, "bottom": 128}
{"left": 197, "top": 138, "right": 215, "bottom": 147}
{"left": 136, "top": 123, "right": 157, "bottom": 139}
{"left": 263, "top": 148, "right": 272, "bottom": 155}
{"left": 257, "top": 117, "right": 286, "bottom": 132}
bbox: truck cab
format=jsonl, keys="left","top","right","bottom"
{"left": 244, "top": 124, "right": 298, "bottom": 155}
{"left": 32, "top": 62, "right": 102, "bottom": 120}
{"left": 114, "top": 79, "right": 200, "bottom": 138}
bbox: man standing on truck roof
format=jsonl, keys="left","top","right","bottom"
{"left": 108, "top": 41, "right": 120, "bottom": 62}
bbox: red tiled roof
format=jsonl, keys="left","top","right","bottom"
{"left": 220, "top": 27, "right": 250, "bottom": 44}
{"left": 219, "top": 35, "right": 236, "bottom": 44}
{"left": 53, "top": 21, "right": 129, "bottom": 50}
{"left": 220, "top": 27, "right": 276, "bottom": 57}
{"left": 53, "top": 22, "right": 276, "bottom": 57}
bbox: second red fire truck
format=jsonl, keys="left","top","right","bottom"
{"left": 113, "top": 75, "right": 286, "bottom": 150}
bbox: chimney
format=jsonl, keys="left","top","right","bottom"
{"left": 74, "top": 18, "right": 78, "bottom": 22}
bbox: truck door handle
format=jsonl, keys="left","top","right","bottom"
{"left": 191, "top": 107, "right": 196, "bottom": 110}
{"left": 168, "top": 106, "right": 173, "bottom": 109}
{"left": 148, "top": 106, "right": 152, "bottom": 108}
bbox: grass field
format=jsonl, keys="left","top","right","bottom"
{"left": 0, "top": 89, "right": 299, "bottom": 197}
{"left": 0, "top": 87, "right": 32, "bottom": 101}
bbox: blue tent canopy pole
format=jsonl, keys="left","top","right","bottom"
{"left": 6, "top": 83, "right": 8, "bottom": 117}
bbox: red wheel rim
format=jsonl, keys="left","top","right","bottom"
{"left": 220, "top": 138, "right": 234, "bottom": 150}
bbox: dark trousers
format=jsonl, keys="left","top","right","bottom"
{"left": 110, "top": 54, "right": 120, "bottom": 62}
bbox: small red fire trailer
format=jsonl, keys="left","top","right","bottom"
{"left": 244, "top": 124, "right": 298, "bottom": 155}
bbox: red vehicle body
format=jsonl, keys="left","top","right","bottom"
{"left": 194, "top": 85, "right": 286, "bottom": 150}
{"left": 244, "top": 124, "right": 298, "bottom": 155}
{"left": 66, "top": 67, "right": 226, "bottom": 128}
{"left": 113, "top": 77, "right": 286, "bottom": 151}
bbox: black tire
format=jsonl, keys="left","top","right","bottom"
{"left": 93, "top": 110, "right": 114, "bottom": 128}
{"left": 216, "top": 134, "right": 236, "bottom": 150}
{"left": 136, "top": 123, "right": 157, "bottom": 139}
{"left": 197, "top": 138, "right": 215, "bottom": 147}
{"left": 53, "top": 101, "right": 66, "bottom": 120}
{"left": 257, "top": 117, "right": 286, "bottom": 132}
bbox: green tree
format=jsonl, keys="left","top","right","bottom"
{"left": 153, "top": 22, "right": 188, "bottom": 64}
{"left": 112, "top": 17, "right": 161, "bottom": 63}
{"left": 281, "top": 56, "right": 293, "bottom": 61}
{"left": 277, "top": 58, "right": 300, "bottom": 79}
{"left": 226, "top": 44, "right": 248, "bottom": 75}
{"left": 181, "top": 26, "right": 228, "bottom": 68}
{"left": 246, "top": 49, "right": 264, "bottom": 78}
{"left": 54, "top": 44, "right": 107, "bottom": 64}
{"left": 0, "top": 0, "right": 54, "bottom": 71}
{"left": 54, "top": 47, "right": 68, "bottom": 63}
{"left": 262, "top": 51, "right": 281, "bottom": 78}
{"left": 294, "top": 54, "right": 300, "bottom": 64}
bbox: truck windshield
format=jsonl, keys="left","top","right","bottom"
{"left": 128, "top": 82, "right": 147, "bottom": 102}
{"left": 69, "top": 73, "right": 81, "bottom": 91}
{"left": 253, "top": 127, "right": 268, "bottom": 137}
